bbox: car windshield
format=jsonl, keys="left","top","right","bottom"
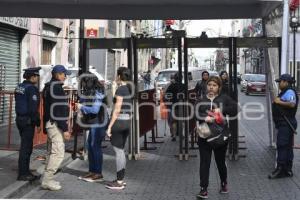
{"left": 248, "top": 74, "right": 265, "bottom": 82}
{"left": 208, "top": 71, "right": 219, "bottom": 77}
{"left": 157, "top": 71, "right": 176, "bottom": 82}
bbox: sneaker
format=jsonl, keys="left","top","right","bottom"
{"left": 220, "top": 182, "right": 228, "bottom": 194}
{"left": 111, "top": 179, "right": 126, "bottom": 186}
{"left": 197, "top": 187, "right": 208, "bottom": 199}
{"left": 41, "top": 181, "right": 62, "bottom": 191}
{"left": 83, "top": 174, "right": 104, "bottom": 183}
{"left": 105, "top": 180, "right": 125, "bottom": 190}
{"left": 171, "top": 137, "right": 176, "bottom": 142}
{"left": 78, "top": 172, "right": 94, "bottom": 180}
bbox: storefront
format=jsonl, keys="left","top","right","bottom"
{"left": 0, "top": 17, "right": 28, "bottom": 124}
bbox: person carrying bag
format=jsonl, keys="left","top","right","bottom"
{"left": 195, "top": 76, "right": 238, "bottom": 199}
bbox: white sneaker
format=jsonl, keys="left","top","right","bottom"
{"left": 41, "top": 181, "right": 62, "bottom": 191}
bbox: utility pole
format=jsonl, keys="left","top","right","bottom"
{"left": 281, "top": 0, "right": 290, "bottom": 74}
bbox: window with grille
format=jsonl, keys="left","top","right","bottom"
{"left": 42, "top": 39, "right": 55, "bottom": 65}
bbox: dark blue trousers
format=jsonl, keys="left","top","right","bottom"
{"left": 87, "top": 126, "right": 106, "bottom": 174}
{"left": 276, "top": 119, "right": 297, "bottom": 170}
{"left": 16, "top": 117, "right": 35, "bottom": 177}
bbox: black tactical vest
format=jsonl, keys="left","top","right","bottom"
{"left": 272, "top": 87, "right": 298, "bottom": 122}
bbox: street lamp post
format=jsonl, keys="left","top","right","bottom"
{"left": 290, "top": 15, "right": 300, "bottom": 80}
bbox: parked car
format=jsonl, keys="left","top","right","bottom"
{"left": 155, "top": 67, "right": 203, "bottom": 101}
{"left": 245, "top": 74, "right": 266, "bottom": 95}
{"left": 208, "top": 70, "right": 219, "bottom": 77}
{"left": 240, "top": 73, "right": 252, "bottom": 92}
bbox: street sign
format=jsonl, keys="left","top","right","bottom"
{"left": 86, "top": 28, "right": 98, "bottom": 38}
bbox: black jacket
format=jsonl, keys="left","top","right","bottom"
{"left": 43, "top": 78, "right": 69, "bottom": 132}
{"left": 164, "top": 81, "right": 184, "bottom": 110}
{"left": 196, "top": 94, "right": 238, "bottom": 123}
{"left": 220, "top": 79, "right": 230, "bottom": 95}
{"left": 195, "top": 80, "right": 207, "bottom": 99}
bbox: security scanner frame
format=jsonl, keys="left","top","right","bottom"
{"left": 74, "top": 35, "right": 281, "bottom": 161}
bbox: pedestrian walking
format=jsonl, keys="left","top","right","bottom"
{"left": 269, "top": 74, "right": 298, "bottom": 179}
{"left": 164, "top": 73, "right": 182, "bottom": 141}
{"left": 105, "top": 67, "right": 132, "bottom": 190}
{"left": 219, "top": 70, "right": 229, "bottom": 95}
{"left": 195, "top": 70, "right": 209, "bottom": 99}
{"left": 15, "top": 67, "right": 41, "bottom": 181}
{"left": 143, "top": 70, "right": 151, "bottom": 90}
{"left": 196, "top": 76, "right": 238, "bottom": 199}
{"left": 76, "top": 72, "right": 108, "bottom": 183}
{"left": 41, "top": 65, "right": 71, "bottom": 191}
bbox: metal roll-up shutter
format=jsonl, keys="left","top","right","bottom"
{"left": 107, "top": 50, "right": 115, "bottom": 81}
{"left": 0, "top": 25, "right": 20, "bottom": 124}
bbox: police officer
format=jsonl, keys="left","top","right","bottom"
{"left": 269, "top": 74, "right": 298, "bottom": 179}
{"left": 15, "top": 67, "right": 41, "bottom": 181}
{"left": 41, "top": 65, "right": 71, "bottom": 191}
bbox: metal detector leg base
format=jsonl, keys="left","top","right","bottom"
{"left": 140, "top": 147, "right": 157, "bottom": 151}
{"left": 146, "top": 141, "right": 164, "bottom": 144}
{"left": 234, "top": 154, "right": 239, "bottom": 161}
{"left": 227, "top": 153, "right": 234, "bottom": 161}
{"left": 185, "top": 154, "right": 197, "bottom": 159}
{"left": 175, "top": 154, "right": 183, "bottom": 160}
{"left": 134, "top": 154, "right": 141, "bottom": 160}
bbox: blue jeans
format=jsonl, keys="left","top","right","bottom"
{"left": 87, "top": 126, "right": 106, "bottom": 174}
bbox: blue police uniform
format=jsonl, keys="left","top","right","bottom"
{"left": 15, "top": 67, "right": 41, "bottom": 181}
{"left": 270, "top": 74, "right": 298, "bottom": 179}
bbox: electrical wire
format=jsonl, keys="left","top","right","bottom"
{"left": 25, "top": 20, "right": 193, "bottom": 40}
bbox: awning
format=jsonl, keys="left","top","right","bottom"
{"left": 0, "top": 0, "right": 282, "bottom": 19}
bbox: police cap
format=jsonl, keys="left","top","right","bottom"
{"left": 275, "top": 74, "right": 295, "bottom": 83}
{"left": 23, "top": 67, "right": 41, "bottom": 79}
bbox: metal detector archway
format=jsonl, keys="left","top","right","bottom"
{"left": 74, "top": 38, "right": 137, "bottom": 160}
{"left": 185, "top": 37, "right": 281, "bottom": 160}
{"left": 77, "top": 36, "right": 281, "bottom": 161}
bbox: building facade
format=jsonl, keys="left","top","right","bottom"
{"left": 0, "top": 18, "right": 70, "bottom": 125}
{"left": 265, "top": 4, "right": 300, "bottom": 89}
{"left": 85, "top": 19, "right": 131, "bottom": 81}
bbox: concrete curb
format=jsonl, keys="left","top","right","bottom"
{"left": 0, "top": 154, "right": 74, "bottom": 199}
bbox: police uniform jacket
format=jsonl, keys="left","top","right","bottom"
{"left": 15, "top": 80, "right": 40, "bottom": 126}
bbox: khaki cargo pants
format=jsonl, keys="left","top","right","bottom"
{"left": 42, "top": 121, "right": 65, "bottom": 184}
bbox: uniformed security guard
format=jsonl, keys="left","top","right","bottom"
{"left": 15, "top": 67, "right": 41, "bottom": 181}
{"left": 269, "top": 74, "right": 298, "bottom": 179}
